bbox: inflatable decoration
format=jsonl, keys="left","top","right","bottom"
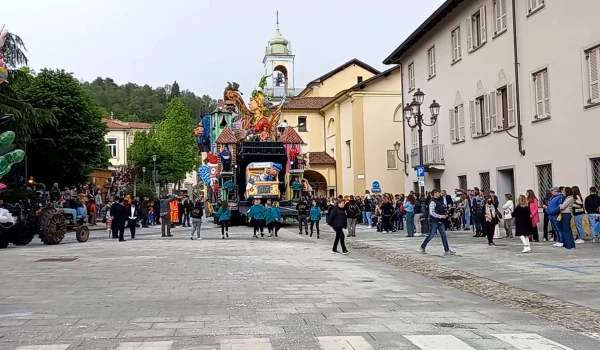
{"left": 0, "top": 26, "right": 8, "bottom": 84}
{"left": 0, "top": 130, "right": 25, "bottom": 179}
{"left": 198, "top": 165, "right": 211, "bottom": 185}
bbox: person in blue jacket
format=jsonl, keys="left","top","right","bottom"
{"left": 266, "top": 200, "right": 282, "bottom": 237}
{"left": 309, "top": 199, "right": 322, "bottom": 239}
{"left": 248, "top": 199, "right": 266, "bottom": 238}
{"left": 545, "top": 186, "right": 565, "bottom": 246}
{"left": 215, "top": 201, "right": 231, "bottom": 239}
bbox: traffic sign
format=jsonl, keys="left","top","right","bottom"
{"left": 418, "top": 180, "right": 425, "bottom": 187}
{"left": 416, "top": 166, "right": 425, "bottom": 177}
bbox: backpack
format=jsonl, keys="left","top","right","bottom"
{"left": 414, "top": 201, "right": 422, "bottom": 214}
{"left": 382, "top": 205, "right": 394, "bottom": 217}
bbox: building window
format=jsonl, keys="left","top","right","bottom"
{"left": 297, "top": 116, "right": 307, "bottom": 132}
{"left": 431, "top": 122, "right": 439, "bottom": 145}
{"left": 428, "top": 46, "right": 436, "bottom": 78}
{"left": 480, "top": 172, "right": 491, "bottom": 195}
{"left": 493, "top": 0, "right": 507, "bottom": 36}
{"left": 585, "top": 46, "right": 600, "bottom": 105}
{"left": 411, "top": 127, "right": 418, "bottom": 150}
{"left": 408, "top": 63, "right": 415, "bottom": 91}
{"left": 490, "top": 84, "right": 515, "bottom": 130}
{"left": 386, "top": 150, "right": 397, "bottom": 170}
{"left": 346, "top": 140, "right": 351, "bottom": 168}
{"left": 466, "top": 6, "right": 487, "bottom": 52}
{"left": 458, "top": 175, "right": 468, "bottom": 191}
{"left": 469, "top": 95, "right": 490, "bottom": 137}
{"left": 357, "top": 76, "right": 363, "bottom": 83}
{"left": 591, "top": 158, "right": 600, "bottom": 190}
{"left": 449, "top": 104, "right": 466, "bottom": 143}
{"left": 536, "top": 164, "right": 553, "bottom": 199}
{"left": 413, "top": 181, "right": 419, "bottom": 194}
{"left": 532, "top": 69, "right": 550, "bottom": 120}
{"left": 433, "top": 179, "right": 441, "bottom": 191}
{"left": 527, "top": 0, "right": 545, "bottom": 15}
{"left": 107, "top": 138, "right": 117, "bottom": 158}
{"left": 451, "top": 27, "right": 461, "bottom": 63}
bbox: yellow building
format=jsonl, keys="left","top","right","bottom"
{"left": 280, "top": 59, "right": 406, "bottom": 196}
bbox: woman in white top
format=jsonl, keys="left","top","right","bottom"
{"left": 572, "top": 186, "right": 586, "bottom": 244}
{"left": 502, "top": 194, "right": 515, "bottom": 239}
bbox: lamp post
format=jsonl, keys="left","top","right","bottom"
{"left": 152, "top": 154, "right": 158, "bottom": 195}
{"left": 403, "top": 89, "right": 440, "bottom": 232}
{"left": 142, "top": 166, "right": 146, "bottom": 184}
{"left": 392, "top": 141, "right": 407, "bottom": 163}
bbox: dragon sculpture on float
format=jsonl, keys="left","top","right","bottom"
{"left": 0, "top": 26, "right": 25, "bottom": 180}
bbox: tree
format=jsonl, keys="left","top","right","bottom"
{"left": 181, "top": 91, "right": 216, "bottom": 122}
{"left": 19, "top": 69, "right": 110, "bottom": 186}
{"left": 155, "top": 97, "right": 198, "bottom": 184}
{"left": 169, "top": 80, "right": 180, "bottom": 100}
{"left": 128, "top": 129, "right": 178, "bottom": 186}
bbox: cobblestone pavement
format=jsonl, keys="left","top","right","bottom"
{"left": 0, "top": 224, "right": 598, "bottom": 349}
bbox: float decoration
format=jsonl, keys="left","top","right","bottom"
{"left": 0, "top": 26, "right": 7, "bottom": 84}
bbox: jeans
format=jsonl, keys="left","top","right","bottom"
{"left": 549, "top": 216, "right": 562, "bottom": 243}
{"left": 503, "top": 217, "right": 514, "bottom": 238}
{"left": 310, "top": 220, "right": 320, "bottom": 235}
{"left": 574, "top": 214, "right": 585, "bottom": 239}
{"left": 589, "top": 214, "right": 600, "bottom": 239}
{"left": 347, "top": 218, "right": 358, "bottom": 236}
{"left": 183, "top": 213, "right": 190, "bottom": 227}
{"left": 558, "top": 213, "right": 576, "bottom": 249}
{"left": 463, "top": 210, "right": 471, "bottom": 228}
{"left": 397, "top": 212, "right": 405, "bottom": 230}
{"left": 414, "top": 213, "right": 422, "bottom": 234}
{"left": 421, "top": 220, "right": 450, "bottom": 252}
{"left": 365, "top": 211, "right": 373, "bottom": 226}
{"left": 406, "top": 211, "right": 415, "bottom": 236}
{"left": 190, "top": 218, "right": 202, "bottom": 238}
{"left": 332, "top": 227, "right": 347, "bottom": 252}
{"left": 160, "top": 215, "right": 171, "bottom": 236}
{"left": 298, "top": 215, "right": 309, "bottom": 233}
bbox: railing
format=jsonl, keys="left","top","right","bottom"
{"left": 410, "top": 144, "right": 445, "bottom": 167}
{"left": 290, "top": 156, "right": 305, "bottom": 171}
{"left": 265, "top": 87, "right": 303, "bottom": 98}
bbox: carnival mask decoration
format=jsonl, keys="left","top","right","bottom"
{"left": 0, "top": 26, "right": 9, "bottom": 84}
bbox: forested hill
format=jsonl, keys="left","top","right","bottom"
{"left": 81, "top": 78, "right": 216, "bottom": 123}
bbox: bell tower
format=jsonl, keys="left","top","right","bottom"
{"left": 263, "top": 11, "right": 295, "bottom": 102}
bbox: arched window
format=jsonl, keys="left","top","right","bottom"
{"left": 327, "top": 118, "right": 335, "bottom": 136}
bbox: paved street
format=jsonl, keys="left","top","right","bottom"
{"left": 0, "top": 224, "right": 599, "bottom": 349}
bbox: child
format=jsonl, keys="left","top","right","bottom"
{"left": 248, "top": 199, "right": 266, "bottom": 238}
{"left": 270, "top": 201, "right": 282, "bottom": 237}
{"left": 309, "top": 199, "right": 322, "bottom": 239}
{"left": 513, "top": 194, "right": 532, "bottom": 253}
{"left": 215, "top": 201, "right": 231, "bottom": 239}
{"left": 148, "top": 205, "right": 154, "bottom": 226}
{"left": 265, "top": 200, "right": 275, "bottom": 237}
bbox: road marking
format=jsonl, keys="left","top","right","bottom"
{"left": 535, "top": 262, "right": 591, "bottom": 275}
{"left": 492, "top": 333, "right": 574, "bottom": 349}
{"left": 220, "top": 338, "right": 273, "bottom": 350}
{"left": 404, "top": 335, "right": 476, "bottom": 349}
{"left": 317, "top": 336, "right": 374, "bottom": 350}
{"left": 116, "top": 341, "right": 174, "bottom": 349}
{"left": 14, "top": 346, "right": 70, "bottom": 350}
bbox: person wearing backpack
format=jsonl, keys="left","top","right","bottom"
{"left": 344, "top": 195, "right": 362, "bottom": 237}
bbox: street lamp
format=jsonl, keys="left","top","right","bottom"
{"left": 142, "top": 166, "right": 146, "bottom": 183}
{"left": 405, "top": 88, "right": 440, "bottom": 232}
{"left": 392, "top": 141, "right": 406, "bottom": 163}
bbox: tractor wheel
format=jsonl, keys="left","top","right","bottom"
{"left": 38, "top": 208, "right": 67, "bottom": 245}
{"left": 12, "top": 229, "right": 34, "bottom": 246}
{"left": 0, "top": 234, "right": 9, "bottom": 248}
{"left": 76, "top": 225, "right": 90, "bottom": 243}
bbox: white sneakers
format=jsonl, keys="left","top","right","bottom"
{"left": 553, "top": 242, "right": 564, "bottom": 247}
{"left": 575, "top": 239, "right": 585, "bottom": 244}
{"left": 522, "top": 246, "right": 531, "bottom": 253}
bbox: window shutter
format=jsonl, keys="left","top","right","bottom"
{"left": 458, "top": 105, "right": 466, "bottom": 141}
{"left": 490, "top": 92, "right": 498, "bottom": 130}
{"left": 534, "top": 73, "right": 543, "bottom": 117}
{"left": 456, "top": 29, "right": 461, "bottom": 58}
{"left": 483, "top": 94, "right": 491, "bottom": 134}
{"left": 431, "top": 47, "right": 436, "bottom": 75}
{"left": 494, "top": 0, "right": 501, "bottom": 34}
{"left": 542, "top": 70, "right": 550, "bottom": 115}
{"left": 480, "top": 6, "right": 487, "bottom": 44}
{"left": 469, "top": 100, "right": 476, "bottom": 137}
{"left": 466, "top": 18, "right": 473, "bottom": 52}
{"left": 589, "top": 48, "right": 599, "bottom": 103}
{"left": 501, "top": 0, "right": 507, "bottom": 30}
{"left": 449, "top": 108, "right": 456, "bottom": 143}
{"left": 475, "top": 99, "right": 483, "bottom": 136}
{"left": 507, "top": 83, "right": 516, "bottom": 127}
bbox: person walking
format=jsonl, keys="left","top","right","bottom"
{"left": 216, "top": 201, "right": 231, "bottom": 239}
{"left": 344, "top": 195, "right": 361, "bottom": 237}
{"left": 526, "top": 190, "right": 540, "bottom": 242}
{"left": 502, "top": 194, "right": 514, "bottom": 239}
{"left": 110, "top": 197, "right": 127, "bottom": 242}
{"left": 248, "top": 199, "right": 266, "bottom": 238}
{"left": 160, "top": 194, "right": 176, "bottom": 237}
{"left": 267, "top": 201, "right": 282, "bottom": 237}
{"left": 484, "top": 197, "right": 499, "bottom": 246}
{"left": 296, "top": 198, "right": 309, "bottom": 235}
{"left": 127, "top": 200, "right": 139, "bottom": 239}
{"left": 420, "top": 189, "right": 455, "bottom": 255}
{"left": 328, "top": 198, "right": 349, "bottom": 254}
{"left": 513, "top": 195, "right": 532, "bottom": 253}
{"left": 585, "top": 187, "right": 600, "bottom": 242}
{"left": 190, "top": 199, "right": 204, "bottom": 240}
{"left": 404, "top": 194, "right": 416, "bottom": 237}
{"left": 309, "top": 199, "right": 322, "bottom": 238}
{"left": 104, "top": 200, "right": 113, "bottom": 237}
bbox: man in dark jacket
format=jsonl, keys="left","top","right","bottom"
{"left": 110, "top": 197, "right": 127, "bottom": 242}
{"left": 327, "top": 198, "right": 349, "bottom": 254}
{"left": 296, "top": 199, "right": 309, "bottom": 235}
{"left": 585, "top": 187, "right": 600, "bottom": 242}
{"left": 127, "top": 200, "right": 139, "bottom": 239}
{"left": 344, "top": 196, "right": 362, "bottom": 237}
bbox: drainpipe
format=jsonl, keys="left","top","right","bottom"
{"left": 399, "top": 63, "right": 408, "bottom": 176}
{"left": 510, "top": 0, "right": 526, "bottom": 156}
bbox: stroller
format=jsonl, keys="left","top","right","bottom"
{"left": 377, "top": 212, "right": 399, "bottom": 232}
{"left": 446, "top": 207, "right": 463, "bottom": 231}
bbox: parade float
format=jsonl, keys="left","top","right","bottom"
{"left": 194, "top": 76, "right": 306, "bottom": 223}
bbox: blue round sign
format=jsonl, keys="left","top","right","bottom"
{"left": 371, "top": 181, "right": 381, "bottom": 193}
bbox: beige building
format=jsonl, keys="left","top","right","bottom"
{"left": 280, "top": 59, "right": 405, "bottom": 196}
{"left": 103, "top": 118, "right": 152, "bottom": 170}
{"left": 384, "top": 0, "right": 600, "bottom": 201}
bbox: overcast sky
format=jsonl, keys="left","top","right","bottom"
{"left": 5, "top": 0, "right": 444, "bottom": 98}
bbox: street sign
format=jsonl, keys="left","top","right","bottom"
{"left": 417, "top": 176, "right": 425, "bottom": 181}
{"left": 416, "top": 166, "right": 425, "bottom": 177}
{"left": 371, "top": 181, "right": 381, "bottom": 193}
{"left": 418, "top": 180, "right": 425, "bottom": 187}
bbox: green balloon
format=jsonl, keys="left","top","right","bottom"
{"left": 0, "top": 149, "right": 25, "bottom": 178}
{"left": 0, "top": 131, "right": 15, "bottom": 151}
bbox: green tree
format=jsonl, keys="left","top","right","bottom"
{"left": 169, "top": 80, "right": 180, "bottom": 100}
{"left": 181, "top": 91, "right": 216, "bottom": 121}
{"left": 155, "top": 97, "right": 197, "bottom": 184}
{"left": 127, "top": 129, "right": 177, "bottom": 186}
{"left": 20, "top": 69, "right": 109, "bottom": 186}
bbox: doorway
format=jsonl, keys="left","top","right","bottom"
{"left": 497, "top": 167, "right": 515, "bottom": 206}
